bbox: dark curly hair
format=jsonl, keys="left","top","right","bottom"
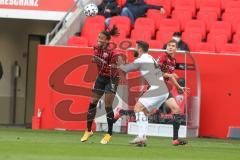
{"left": 101, "top": 25, "right": 119, "bottom": 40}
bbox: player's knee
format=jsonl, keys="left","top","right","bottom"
{"left": 105, "top": 101, "right": 113, "bottom": 107}
{"left": 174, "top": 107, "right": 180, "bottom": 114}
{"left": 105, "top": 105, "right": 112, "bottom": 109}
{"left": 170, "top": 105, "right": 180, "bottom": 114}
{"left": 166, "top": 99, "right": 180, "bottom": 113}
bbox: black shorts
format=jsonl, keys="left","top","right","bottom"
{"left": 92, "top": 75, "right": 119, "bottom": 94}
{"left": 167, "top": 92, "right": 173, "bottom": 99}
{"left": 159, "top": 92, "right": 173, "bottom": 109}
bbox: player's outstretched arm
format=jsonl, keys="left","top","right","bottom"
{"left": 163, "top": 73, "right": 190, "bottom": 93}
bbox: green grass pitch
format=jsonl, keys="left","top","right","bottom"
{"left": 0, "top": 128, "right": 240, "bottom": 160}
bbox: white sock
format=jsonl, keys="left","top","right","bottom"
{"left": 135, "top": 112, "right": 148, "bottom": 138}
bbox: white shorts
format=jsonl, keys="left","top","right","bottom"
{"left": 138, "top": 86, "right": 169, "bottom": 112}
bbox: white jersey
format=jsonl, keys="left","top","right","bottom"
{"left": 119, "top": 53, "right": 169, "bottom": 111}
{"left": 119, "top": 53, "right": 168, "bottom": 95}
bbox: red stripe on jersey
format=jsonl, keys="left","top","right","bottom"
{"left": 93, "top": 46, "right": 119, "bottom": 77}
{"left": 158, "top": 52, "right": 176, "bottom": 81}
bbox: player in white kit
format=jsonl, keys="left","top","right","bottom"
{"left": 118, "top": 41, "right": 169, "bottom": 146}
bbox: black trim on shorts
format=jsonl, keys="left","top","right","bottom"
{"left": 167, "top": 92, "right": 173, "bottom": 99}
{"left": 92, "top": 75, "right": 119, "bottom": 94}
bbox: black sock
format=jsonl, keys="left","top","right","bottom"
{"left": 127, "top": 110, "right": 135, "bottom": 117}
{"left": 113, "top": 109, "right": 136, "bottom": 123}
{"left": 120, "top": 109, "right": 135, "bottom": 117}
{"left": 87, "top": 103, "right": 97, "bottom": 132}
{"left": 105, "top": 107, "right": 114, "bottom": 135}
{"left": 173, "top": 114, "right": 181, "bottom": 140}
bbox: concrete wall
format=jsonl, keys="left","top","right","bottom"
{"left": 49, "top": 0, "right": 95, "bottom": 45}
{"left": 0, "top": 18, "right": 56, "bottom": 124}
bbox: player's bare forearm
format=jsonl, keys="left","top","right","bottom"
{"left": 163, "top": 73, "right": 181, "bottom": 89}
{"left": 163, "top": 73, "right": 190, "bottom": 93}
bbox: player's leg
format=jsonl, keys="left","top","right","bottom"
{"left": 113, "top": 108, "right": 135, "bottom": 122}
{"left": 100, "top": 77, "right": 119, "bottom": 144}
{"left": 100, "top": 92, "right": 116, "bottom": 144}
{"left": 164, "top": 97, "right": 187, "bottom": 146}
{"left": 130, "top": 90, "right": 169, "bottom": 147}
{"left": 129, "top": 102, "right": 149, "bottom": 146}
{"left": 81, "top": 76, "right": 105, "bottom": 142}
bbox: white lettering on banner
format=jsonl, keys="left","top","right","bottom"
{"left": 0, "top": 0, "right": 38, "bottom": 6}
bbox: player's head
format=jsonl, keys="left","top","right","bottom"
{"left": 97, "top": 25, "right": 119, "bottom": 49}
{"left": 134, "top": 40, "right": 149, "bottom": 57}
{"left": 166, "top": 39, "right": 178, "bottom": 55}
{"left": 172, "top": 32, "right": 182, "bottom": 43}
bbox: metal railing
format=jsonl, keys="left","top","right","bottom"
{"left": 45, "top": 0, "right": 84, "bottom": 44}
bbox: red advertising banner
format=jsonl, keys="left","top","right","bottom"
{"left": 33, "top": 46, "right": 97, "bottom": 131}
{"left": 34, "top": 45, "right": 240, "bottom": 138}
{"left": 0, "top": 0, "right": 74, "bottom": 11}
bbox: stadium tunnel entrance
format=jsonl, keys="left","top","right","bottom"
{"left": 0, "top": 18, "right": 57, "bottom": 126}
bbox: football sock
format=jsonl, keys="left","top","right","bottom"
{"left": 87, "top": 103, "right": 97, "bottom": 132}
{"left": 121, "top": 110, "right": 135, "bottom": 116}
{"left": 135, "top": 112, "right": 148, "bottom": 138}
{"left": 106, "top": 107, "right": 114, "bottom": 135}
{"left": 173, "top": 114, "right": 181, "bottom": 140}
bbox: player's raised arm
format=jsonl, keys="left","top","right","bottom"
{"left": 119, "top": 58, "right": 141, "bottom": 73}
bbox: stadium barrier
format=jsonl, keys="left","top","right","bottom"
{"left": 33, "top": 45, "right": 240, "bottom": 138}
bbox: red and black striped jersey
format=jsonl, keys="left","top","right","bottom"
{"left": 93, "top": 46, "right": 119, "bottom": 77}
{"left": 158, "top": 52, "right": 176, "bottom": 81}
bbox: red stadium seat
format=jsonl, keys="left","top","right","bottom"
{"left": 109, "top": 16, "right": 131, "bottom": 36}
{"left": 81, "top": 16, "right": 106, "bottom": 46}
{"left": 116, "top": 0, "right": 120, "bottom": 5}
{"left": 222, "top": 11, "right": 240, "bottom": 33}
{"left": 116, "top": 0, "right": 123, "bottom": 7}
{"left": 116, "top": 0, "right": 127, "bottom": 7}
{"left": 145, "top": 0, "right": 172, "bottom": 15}
{"left": 232, "top": 34, "right": 240, "bottom": 45}
{"left": 193, "top": 42, "right": 216, "bottom": 52}
{"left": 208, "top": 32, "right": 228, "bottom": 52}
{"left": 175, "top": 0, "right": 196, "bottom": 16}
{"left": 184, "top": 20, "right": 206, "bottom": 38}
{"left": 146, "top": 9, "right": 167, "bottom": 27}
{"left": 81, "top": 27, "right": 102, "bottom": 47}
{"left": 195, "top": 0, "right": 201, "bottom": 9}
{"left": 221, "top": 0, "right": 232, "bottom": 10}
{"left": 112, "top": 38, "right": 136, "bottom": 49}
{"left": 171, "top": 9, "right": 193, "bottom": 31}
{"left": 121, "top": 0, "right": 127, "bottom": 6}
{"left": 225, "top": 1, "right": 240, "bottom": 12}
{"left": 220, "top": 43, "right": 240, "bottom": 54}
{"left": 209, "top": 21, "right": 232, "bottom": 40}
{"left": 197, "top": 11, "right": 218, "bottom": 32}
{"left": 182, "top": 32, "right": 203, "bottom": 50}
{"left": 156, "top": 30, "right": 174, "bottom": 44}
{"left": 131, "top": 29, "right": 152, "bottom": 41}
{"left": 171, "top": 0, "right": 176, "bottom": 8}
{"left": 235, "top": 18, "right": 240, "bottom": 34}
{"left": 116, "top": 29, "right": 128, "bottom": 38}
{"left": 134, "top": 17, "right": 156, "bottom": 36}
{"left": 67, "top": 36, "right": 88, "bottom": 47}
{"left": 147, "top": 40, "right": 164, "bottom": 49}
{"left": 198, "top": 0, "right": 221, "bottom": 17}
{"left": 83, "top": 15, "right": 105, "bottom": 30}
{"left": 157, "top": 18, "right": 181, "bottom": 32}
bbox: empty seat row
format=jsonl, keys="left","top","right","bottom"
{"left": 78, "top": 14, "right": 240, "bottom": 48}
{"left": 67, "top": 34, "right": 240, "bottom": 54}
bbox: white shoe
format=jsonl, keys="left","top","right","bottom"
{"left": 129, "top": 136, "right": 147, "bottom": 144}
